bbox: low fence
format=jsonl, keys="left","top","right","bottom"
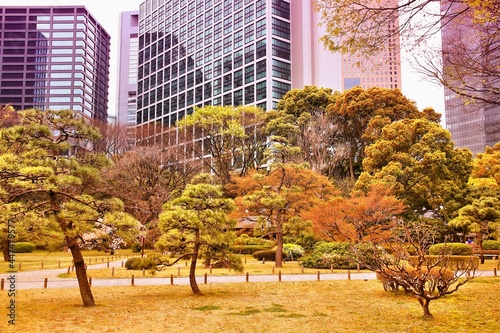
{"left": 0, "top": 269, "right": 367, "bottom": 290}
{"left": 2, "top": 267, "right": 498, "bottom": 290}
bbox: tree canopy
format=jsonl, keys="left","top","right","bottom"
{"left": 157, "top": 174, "right": 236, "bottom": 295}
{"left": 0, "top": 109, "right": 139, "bottom": 306}
{"left": 177, "top": 105, "right": 267, "bottom": 185}
{"left": 355, "top": 118, "right": 473, "bottom": 227}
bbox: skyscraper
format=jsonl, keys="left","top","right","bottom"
{"left": 440, "top": 1, "right": 500, "bottom": 154}
{"left": 116, "top": 10, "right": 140, "bottom": 144}
{"left": 0, "top": 6, "right": 111, "bottom": 123}
{"left": 340, "top": 0, "right": 401, "bottom": 90}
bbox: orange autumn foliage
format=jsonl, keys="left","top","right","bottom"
{"left": 304, "top": 185, "right": 406, "bottom": 243}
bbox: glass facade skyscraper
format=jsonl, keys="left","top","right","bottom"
{"left": 440, "top": 1, "right": 500, "bottom": 154}
{"left": 0, "top": 6, "right": 111, "bottom": 123}
{"left": 136, "top": 0, "right": 292, "bottom": 146}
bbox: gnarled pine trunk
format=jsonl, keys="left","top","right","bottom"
{"left": 189, "top": 230, "right": 202, "bottom": 295}
{"left": 67, "top": 235, "right": 95, "bottom": 307}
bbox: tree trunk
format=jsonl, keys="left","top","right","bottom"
{"left": 417, "top": 297, "right": 434, "bottom": 320}
{"left": 67, "top": 235, "right": 95, "bottom": 307}
{"left": 189, "top": 230, "right": 203, "bottom": 295}
{"left": 275, "top": 215, "right": 283, "bottom": 268}
{"left": 477, "top": 233, "right": 485, "bottom": 264}
{"left": 2, "top": 237, "right": 9, "bottom": 262}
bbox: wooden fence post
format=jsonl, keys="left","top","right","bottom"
{"left": 1, "top": 278, "right": 4, "bottom": 290}
{"left": 170, "top": 274, "right": 174, "bottom": 285}
{"left": 347, "top": 270, "right": 351, "bottom": 280}
{"left": 112, "top": 267, "right": 115, "bottom": 277}
{"left": 89, "top": 277, "right": 92, "bottom": 287}
{"left": 317, "top": 271, "right": 320, "bottom": 281}
{"left": 204, "top": 273, "right": 208, "bottom": 284}
{"left": 131, "top": 275, "right": 135, "bottom": 286}
{"left": 278, "top": 271, "right": 282, "bottom": 282}
{"left": 44, "top": 278, "right": 48, "bottom": 289}
{"left": 246, "top": 272, "right": 249, "bottom": 282}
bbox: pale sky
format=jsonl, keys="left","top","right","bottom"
{"left": 2, "top": 0, "right": 445, "bottom": 120}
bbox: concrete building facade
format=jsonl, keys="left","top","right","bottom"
{"left": 0, "top": 6, "right": 111, "bottom": 123}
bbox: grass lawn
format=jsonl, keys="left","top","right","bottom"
{"left": 4, "top": 277, "right": 499, "bottom": 333}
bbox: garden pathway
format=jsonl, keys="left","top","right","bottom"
{"left": 1, "top": 261, "right": 496, "bottom": 290}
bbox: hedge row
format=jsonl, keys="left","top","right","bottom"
{"left": 124, "top": 257, "right": 157, "bottom": 270}
{"left": 483, "top": 240, "right": 500, "bottom": 250}
{"left": 13, "top": 242, "right": 36, "bottom": 253}
{"left": 230, "top": 245, "right": 272, "bottom": 255}
{"left": 428, "top": 243, "right": 473, "bottom": 256}
{"left": 408, "top": 255, "right": 479, "bottom": 269}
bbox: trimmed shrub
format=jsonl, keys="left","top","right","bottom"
{"left": 301, "top": 242, "right": 357, "bottom": 269}
{"left": 131, "top": 243, "right": 142, "bottom": 253}
{"left": 282, "top": 244, "right": 305, "bottom": 260}
{"left": 234, "top": 234, "right": 269, "bottom": 245}
{"left": 13, "top": 242, "right": 36, "bottom": 253}
{"left": 252, "top": 249, "right": 276, "bottom": 261}
{"left": 483, "top": 240, "right": 500, "bottom": 250}
{"left": 124, "top": 257, "right": 157, "bottom": 270}
{"left": 212, "top": 254, "right": 244, "bottom": 272}
{"left": 230, "top": 245, "right": 272, "bottom": 254}
{"left": 408, "top": 255, "right": 479, "bottom": 269}
{"left": 428, "top": 243, "right": 473, "bottom": 256}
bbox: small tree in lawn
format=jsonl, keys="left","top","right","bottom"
{"left": 354, "top": 218, "right": 476, "bottom": 320}
{"left": 157, "top": 173, "right": 236, "bottom": 295}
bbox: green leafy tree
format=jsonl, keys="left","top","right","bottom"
{"left": 177, "top": 105, "right": 267, "bottom": 185}
{"left": 157, "top": 174, "right": 236, "bottom": 295}
{"left": 355, "top": 118, "right": 473, "bottom": 229}
{"left": 450, "top": 142, "right": 500, "bottom": 262}
{"left": 0, "top": 109, "right": 139, "bottom": 307}
{"left": 326, "top": 86, "right": 435, "bottom": 181}
{"left": 269, "top": 86, "right": 341, "bottom": 176}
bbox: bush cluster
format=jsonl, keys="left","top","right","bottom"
{"left": 282, "top": 243, "right": 305, "bottom": 260}
{"left": 482, "top": 240, "right": 500, "bottom": 250}
{"left": 301, "top": 242, "right": 357, "bottom": 269}
{"left": 230, "top": 245, "right": 272, "bottom": 254}
{"left": 13, "top": 242, "right": 36, "bottom": 253}
{"left": 252, "top": 249, "right": 276, "bottom": 261}
{"left": 428, "top": 243, "right": 473, "bottom": 256}
{"left": 131, "top": 243, "right": 142, "bottom": 253}
{"left": 233, "top": 234, "right": 272, "bottom": 246}
{"left": 124, "top": 257, "right": 157, "bottom": 270}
